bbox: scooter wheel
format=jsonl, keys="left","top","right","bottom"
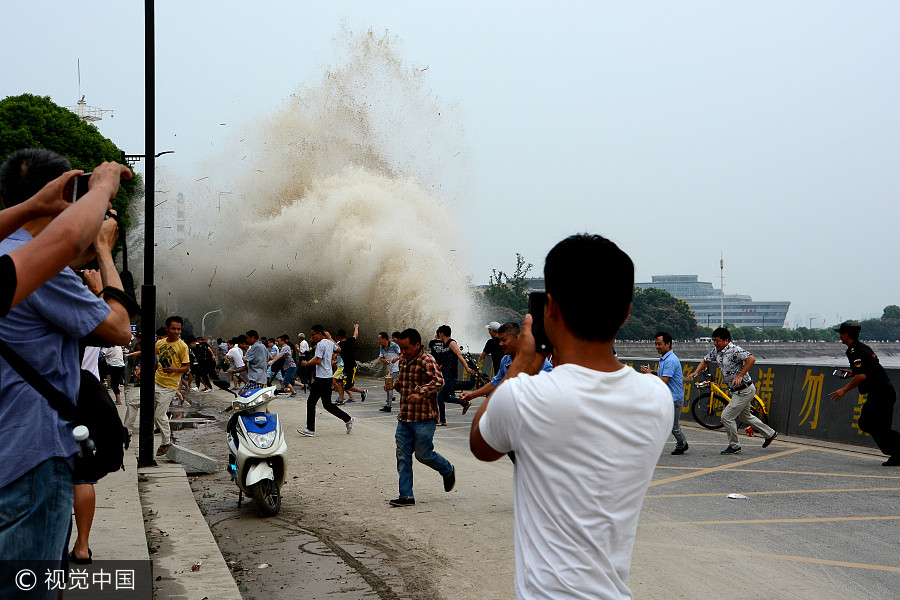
{"left": 250, "top": 479, "right": 281, "bottom": 517}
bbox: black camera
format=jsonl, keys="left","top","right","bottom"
{"left": 528, "top": 292, "right": 553, "bottom": 355}
{"left": 72, "top": 172, "right": 92, "bottom": 201}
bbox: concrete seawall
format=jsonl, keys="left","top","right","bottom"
{"left": 617, "top": 355, "right": 900, "bottom": 451}
{"left": 616, "top": 341, "right": 900, "bottom": 361}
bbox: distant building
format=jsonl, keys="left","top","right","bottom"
{"left": 635, "top": 275, "right": 790, "bottom": 329}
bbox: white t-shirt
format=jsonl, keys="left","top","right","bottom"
{"left": 479, "top": 363, "right": 672, "bottom": 600}
{"left": 226, "top": 346, "right": 245, "bottom": 369}
{"left": 298, "top": 339, "right": 310, "bottom": 353}
{"left": 104, "top": 345, "right": 125, "bottom": 367}
{"left": 314, "top": 339, "right": 339, "bottom": 379}
{"left": 82, "top": 346, "right": 101, "bottom": 380}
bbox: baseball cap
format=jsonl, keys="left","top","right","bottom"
{"left": 486, "top": 321, "right": 501, "bottom": 332}
{"left": 834, "top": 321, "right": 861, "bottom": 334}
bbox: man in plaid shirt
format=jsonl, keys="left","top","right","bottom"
{"left": 385, "top": 327, "right": 456, "bottom": 507}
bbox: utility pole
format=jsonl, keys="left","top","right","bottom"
{"left": 138, "top": 0, "right": 157, "bottom": 467}
{"left": 719, "top": 252, "right": 725, "bottom": 327}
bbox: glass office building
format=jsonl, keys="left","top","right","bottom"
{"left": 635, "top": 275, "right": 790, "bottom": 329}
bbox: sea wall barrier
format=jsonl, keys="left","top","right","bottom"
{"left": 620, "top": 357, "right": 900, "bottom": 450}
{"left": 362, "top": 345, "right": 900, "bottom": 451}
{"left": 615, "top": 341, "right": 900, "bottom": 361}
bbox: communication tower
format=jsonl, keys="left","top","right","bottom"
{"left": 67, "top": 60, "right": 113, "bottom": 122}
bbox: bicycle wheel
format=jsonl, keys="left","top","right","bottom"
{"left": 750, "top": 397, "right": 769, "bottom": 425}
{"left": 691, "top": 393, "right": 725, "bottom": 429}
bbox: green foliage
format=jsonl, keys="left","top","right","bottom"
{"left": 882, "top": 305, "right": 900, "bottom": 320}
{"left": 0, "top": 93, "right": 138, "bottom": 229}
{"left": 695, "top": 323, "right": 840, "bottom": 342}
{"left": 857, "top": 306, "right": 900, "bottom": 341}
{"left": 619, "top": 287, "right": 698, "bottom": 340}
{"left": 482, "top": 253, "right": 533, "bottom": 315}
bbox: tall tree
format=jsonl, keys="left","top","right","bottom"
{"left": 0, "top": 93, "right": 137, "bottom": 227}
{"left": 482, "top": 253, "right": 533, "bottom": 315}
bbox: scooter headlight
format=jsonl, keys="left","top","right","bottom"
{"left": 246, "top": 429, "right": 277, "bottom": 449}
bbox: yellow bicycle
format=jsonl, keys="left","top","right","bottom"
{"left": 690, "top": 371, "right": 769, "bottom": 430}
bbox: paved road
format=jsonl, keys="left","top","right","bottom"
{"left": 185, "top": 375, "right": 899, "bottom": 599}
{"left": 352, "top": 376, "right": 900, "bottom": 599}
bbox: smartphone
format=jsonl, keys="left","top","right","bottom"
{"left": 72, "top": 173, "right": 92, "bottom": 201}
{"left": 528, "top": 292, "right": 553, "bottom": 355}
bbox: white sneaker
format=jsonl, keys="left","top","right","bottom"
{"left": 297, "top": 428, "right": 315, "bottom": 437}
{"left": 203, "top": 388, "right": 213, "bottom": 393}
{"left": 346, "top": 416, "right": 357, "bottom": 434}
{"left": 190, "top": 387, "right": 199, "bottom": 392}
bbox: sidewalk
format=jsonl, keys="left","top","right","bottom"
{"left": 69, "top": 403, "right": 241, "bottom": 599}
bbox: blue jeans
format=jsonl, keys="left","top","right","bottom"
{"left": 437, "top": 378, "right": 464, "bottom": 422}
{"left": 395, "top": 420, "right": 453, "bottom": 499}
{"left": 0, "top": 457, "right": 73, "bottom": 562}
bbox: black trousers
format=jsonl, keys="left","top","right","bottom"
{"left": 108, "top": 365, "right": 125, "bottom": 396}
{"left": 306, "top": 377, "right": 350, "bottom": 431}
{"left": 858, "top": 384, "right": 900, "bottom": 457}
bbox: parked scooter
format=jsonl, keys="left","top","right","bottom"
{"left": 216, "top": 381, "right": 287, "bottom": 516}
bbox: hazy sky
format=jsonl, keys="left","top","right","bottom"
{"left": 3, "top": 1, "right": 899, "bottom": 329}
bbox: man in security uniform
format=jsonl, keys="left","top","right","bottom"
{"left": 830, "top": 321, "right": 900, "bottom": 466}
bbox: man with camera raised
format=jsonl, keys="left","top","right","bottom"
{"left": 469, "top": 234, "right": 672, "bottom": 599}
{"left": 0, "top": 148, "right": 132, "bottom": 572}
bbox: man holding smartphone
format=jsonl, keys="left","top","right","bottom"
{"left": 469, "top": 234, "right": 672, "bottom": 599}
{"left": 641, "top": 331, "right": 689, "bottom": 454}
{"left": 0, "top": 148, "right": 132, "bottom": 568}
{"left": 830, "top": 321, "right": 900, "bottom": 466}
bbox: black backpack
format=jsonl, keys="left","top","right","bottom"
{"left": 0, "top": 341, "right": 128, "bottom": 481}
{"left": 74, "top": 369, "right": 129, "bottom": 481}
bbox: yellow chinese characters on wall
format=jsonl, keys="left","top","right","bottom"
{"left": 798, "top": 369, "right": 825, "bottom": 429}
{"left": 756, "top": 367, "right": 776, "bottom": 410}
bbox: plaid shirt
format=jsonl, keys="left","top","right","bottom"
{"left": 396, "top": 346, "right": 444, "bottom": 423}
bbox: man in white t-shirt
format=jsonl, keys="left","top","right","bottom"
{"left": 297, "top": 332, "right": 312, "bottom": 391}
{"left": 470, "top": 234, "right": 672, "bottom": 600}
{"left": 297, "top": 324, "right": 355, "bottom": 437}
{"left": 225, "top": 339, "right": 246, "bottom": 390}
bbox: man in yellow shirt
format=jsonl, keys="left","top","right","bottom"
{"left": 154, "top": 316, "right": 190, "bottom": 455}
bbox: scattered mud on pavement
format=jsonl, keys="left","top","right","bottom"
{"left": 177, "top": 388, "right": 478, "bottom": 600}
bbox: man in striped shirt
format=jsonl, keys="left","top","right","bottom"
{"left": 386, "top": 328, "right": 456, "bottom": 507}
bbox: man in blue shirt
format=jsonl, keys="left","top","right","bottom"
{"left": 230, "top": 331, "right": 269, "bottom": 389}
{"left": 459, "top": 322, "right": 552, "bottom": 406}
{"left": 0, "top": 149, "right": 132, "bottom": 568}
{"left": 378, "top": 331, "right": 402, "bottom": 412}
{"left": 641, "top": 331, "right": 689, "bottom": 454}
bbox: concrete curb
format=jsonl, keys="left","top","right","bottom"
{"left": 68, "top": 433, "right": 149, "bottom": 562}
{"left": 139, "top": 462, "right": 242, "bottom": 600}
{"left": 68, "top": 402, "right": 241, "bottom": 599}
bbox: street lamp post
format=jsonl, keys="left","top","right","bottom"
{"left": 138, "top": 0, "right": 158, "bottom": 467}
{"left": 201, "top": 309, "right": 221, "bottom": 339}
